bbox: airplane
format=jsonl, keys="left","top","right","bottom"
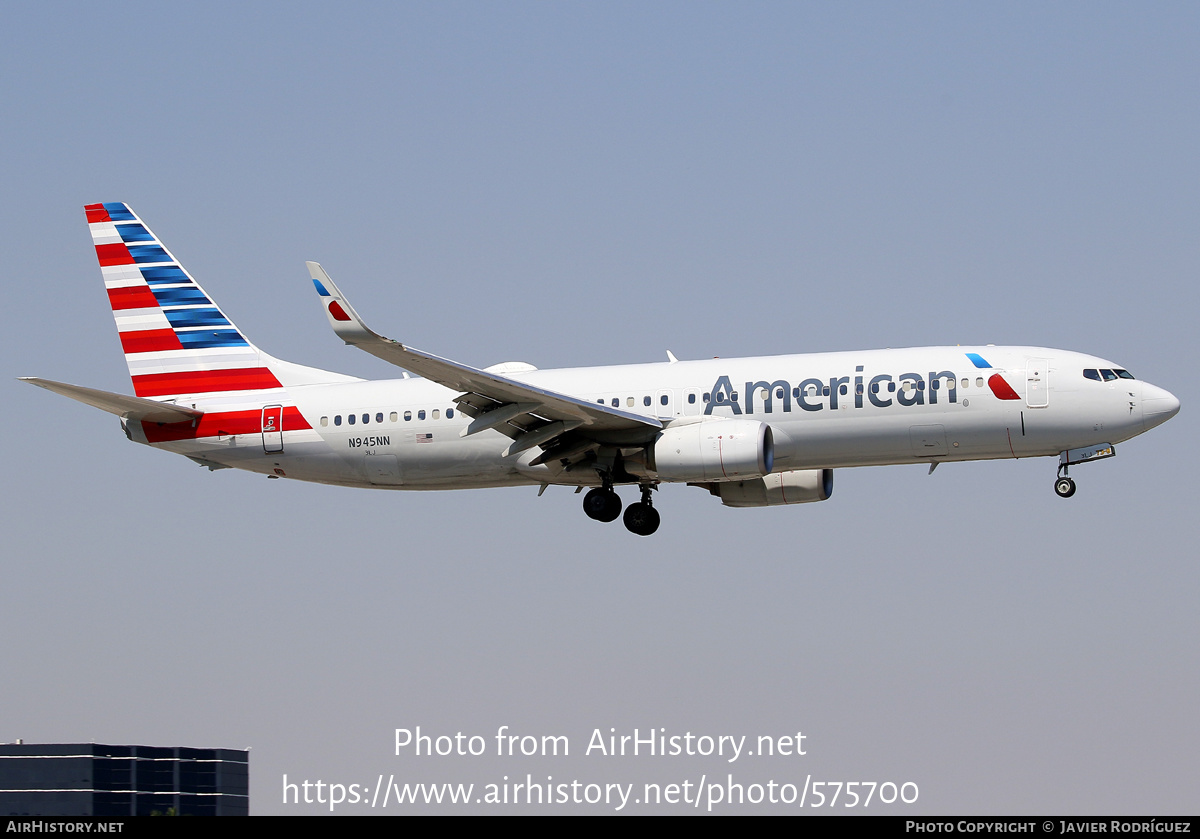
{"left": 22, "top": 203, "right": 1181, "bottom": 536}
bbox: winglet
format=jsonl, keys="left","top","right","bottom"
{"left": 306, "top": 262, "right": 389, "bottom": 348}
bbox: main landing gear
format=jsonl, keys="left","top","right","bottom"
{"left": 582, "top": 486, "right": 622, "bottom": 522}
{"left": 583, "top": 481, "right": 660, "bottom": 535}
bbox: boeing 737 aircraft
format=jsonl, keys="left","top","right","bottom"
{"left": 22, "top": 203, "right": 1180, "bottom": 535}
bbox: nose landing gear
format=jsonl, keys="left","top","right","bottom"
{"left": 1054, "top": 475, "right": 1077, "bottom": 498}
{"left": 1054, "top": 460, "right": 1077, "bottom": 498}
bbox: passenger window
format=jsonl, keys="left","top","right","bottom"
{"left": 888, "top": 382, "right": 896, "bottom": 393}
{"left": 611, "top": 398, "right": 619, "bottom": 407}
{"left": 418, "top": 410, "right": 426, "bottom": 420}
{"left": 376, "top": 413, "right": 383, "bottom": 423}
{"left": 447, "top": 408, "right": 454, "bottom": 419}
{"left": 822, "top": 387, "right": 830, "bottom": 396}
{"left": 917, "top": 381, "right": 925, "bottom": 391}
{"left": 730, "top": 392, "right": 738, "bottom": 402}
{"left": 432, "top": 409, "right": 440, "bottom": 419}
{"left": 626, "top": 397, "right": 634, "bottom": 407}
{"left": 362, "top": 414, "right": 369, "bottom": 424}
{"left": 348, "top": 414, "right": 356, "bottom": 425}
{"left": 871, "top": 383, "right": 879, "bottom": 393}
{"left": 1084, "top": 369, "right": 1101, "bottom": 381}
{"left": 660, "top": 394, "right": 668, "bottom": 406}
{"left": 792, "top": 387, "right": 800, "bottom": 398}
{"left": 703, "top": 393, "right": 710, "bottom": 402}
{"left": 903, "top": 382, "right": 912, "bottom": 392}
{"left": 643, "top": 396, "right": 651, "bottom": 407}
{"left": 931, "top": 380, "right": 940, "bottom": 390}
{"left": 334, "top": 415, "right": 342, "bottom": 426}
{"left": 856, "top": 383, "right": 864, "bottom": 394}
{"left": 320, "top": 416, "right": 329, "bottom": 427}
{"left": 390, "top": 412, "right": 398, "bottom": 422}
{"left": 961, "top": 378, "right": 968, "bottom": 389}
{"left": 404, "top": 411, "right": 412, "bottom": 421}
{"left": 976, "top": 377, "right": 984, "bottom": 388}
{"left": 597, "top": 398, "right": 604, "bottom": 404}
{"left": 775, "top": 388, "right": 785, "bottom": 399}
{"left": 688, "top": 393, "right": 696, "bottom": 404}
{"left": 839, "top": 384, "right": 848, "bottom": 395}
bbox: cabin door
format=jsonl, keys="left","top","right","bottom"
{"left": 261, "top": 405, "right": 284, "bottom": 453}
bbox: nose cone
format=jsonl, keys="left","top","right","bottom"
{"left": 1142, "top": 383, "right": 1181, "bottom": 431}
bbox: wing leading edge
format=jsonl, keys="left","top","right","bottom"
{"left": 305, "top": 263, "right": 662, "bottom": 460}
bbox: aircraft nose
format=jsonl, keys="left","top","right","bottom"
{"left": 1142, "top": 383, "right": 1180, "bottom": 431}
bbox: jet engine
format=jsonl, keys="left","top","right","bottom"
{"left": 652, "top": 420, "right": 774, "bottom": 482}
{"left": 709, "top": 469, "right": 834, "bottom": 507}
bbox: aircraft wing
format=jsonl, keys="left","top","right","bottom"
{"left": 21, "top": 377, "right": 205, "bottom": 424}
{"left": 306, "top": 263, "right": 662, "bottom": 455}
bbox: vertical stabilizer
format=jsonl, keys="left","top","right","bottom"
{"left": 85, "top": 202, "right": 285, "bottom": 401}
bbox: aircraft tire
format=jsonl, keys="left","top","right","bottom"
{"left": 623, "top": 502, "right": 660, "bottom": 536}
{"left": 584, "top": 488, "right": 622, "bottom": 522}
{"left": 1054, "top": 476, "right": 1076, "bottom": 498}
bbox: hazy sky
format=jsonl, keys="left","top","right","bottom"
{"left": 3, "top": 2, "right": 1196, "bottom": 814}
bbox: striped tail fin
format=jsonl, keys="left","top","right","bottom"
{"left": 85, "top": 202, "right": 287, "bottom": 401}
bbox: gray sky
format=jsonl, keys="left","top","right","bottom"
{"left": 3, "top": 2, "right": 1196, "bottom": 814}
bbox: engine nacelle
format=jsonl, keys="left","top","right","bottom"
{"left": 652, "top": 420, "right": 774, "bottom": 482}
{"left": 714, "top": 469, "right": 833, "bottom": 507}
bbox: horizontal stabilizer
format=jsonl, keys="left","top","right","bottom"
{"left": 20, "top": 377, "right": 205, "bottom": 424}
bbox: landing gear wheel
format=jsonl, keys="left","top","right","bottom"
{"left": 623, "top": 502, "right": 660, "bottom": 536}
{"left": 1054, "top": 476, "right": 1076, "bottom": 498}
{"left": 583, "top": 488, "right": 622, "bottom": 522}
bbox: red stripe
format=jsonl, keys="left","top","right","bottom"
{"left": 107, "top": 285, "right": 160, "bottom": 310}
{"left": 131, "top": 367, "right": 283, "bottom": 397}
{"left": 95, "top": 243, "right": 134, "bottom": 266}
{"left": 988, "top": 373, "right": 1021, "bottom": 400}
{"left": 143, "top": 406, "right": 311, "bottom": 443}
{"left": 85, "top": 204, "right": 111, "bottom": 223}
{"left": 119, "top": 329, "right": 184, "bottom": 354}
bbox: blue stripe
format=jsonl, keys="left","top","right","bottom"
{"left": 140, "top": 266, "right": 191, "bottom": 285}
{"left": 103, "top": 203, "right": 136, "bottom": 221}
{"left": 164, "top": 308, "right": 231, "bottom": 328}
{"left": 312, "top": 278, "right": 331, "bottom": 297}
{"left": 152, "top": 287, "right": 211, "bottom": 306}
{"left": 116, "top": 223, "right": 154, "bottom": 243}
{"left": 127, "top": 244, "right": 172, "bottom": 264}
{"left": 965, "top": 353, "right": 992, "bottom": 368}
{"left": 176, "top": 329, "right": 249, "bottom": 349}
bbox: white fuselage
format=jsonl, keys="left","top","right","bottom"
{"left": 130, "top": 345, "right": 1175, "bottom": 491}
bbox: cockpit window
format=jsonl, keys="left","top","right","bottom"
{"left": 1115, "top": 369, "right": 1135, "bottom": 379}
{"left": 1084, "top": 369, "right": 1101, "bottom": 381}
{"left": 1100, "top": 369, "right": 1118, "bottom": 381}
